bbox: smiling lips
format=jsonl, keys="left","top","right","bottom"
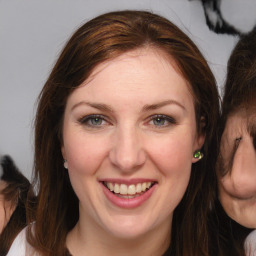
{"left": 101, "top": 180, "right": 157, "bottom": 208}
{"left": 104, "top": 181, "right": 154, "bottom": 196}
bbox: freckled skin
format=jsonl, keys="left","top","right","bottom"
{"left": 218, "top": 111, "right": 256, "bottom": 228}
{"left": 61, "top": 48, "right": 205, "bottom": 255}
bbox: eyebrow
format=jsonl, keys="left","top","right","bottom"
{"left": 141, "top": 100, "right": 185, "bottom": 112}
{"left": 71, "top": 99, "right": 185, "bottom": 113}
{"left": 71, "top": 102, "right": 114, "bottom": 112}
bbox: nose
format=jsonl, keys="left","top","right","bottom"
{"left": 230, "top": 134, "right": 256, "bottom": 198}
{"left": 109, "top": 126, "right": 146, "bottom": 172}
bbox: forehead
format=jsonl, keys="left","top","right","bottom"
{"left": 227, "top": 109, "right": 256, "bottom": 134}
{"left": 64, "top": 47, "right": 198, "bottom": 127}
{"left": 76, "top": 47, "right": 194, "bottom": 102}
{"left": 87, "top": 47, "right": 182, "bottom": 80}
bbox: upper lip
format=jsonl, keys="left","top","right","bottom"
{"left": 99, "top": 178, "right": 157, "bottom": 185}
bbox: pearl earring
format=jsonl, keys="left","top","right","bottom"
{"left": 64, "top": 160, "right": 68, "bottom": 169}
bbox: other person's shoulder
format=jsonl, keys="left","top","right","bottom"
{"left": 6, "top": 225, "right": 37, "bottom": 256}
{"left": 245, "top": 230, "right": 256, "bottom": 256}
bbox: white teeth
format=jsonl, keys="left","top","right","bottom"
{"left": 114, "top": 183, "right": 120, "bottom": 193}
{"left": 141, "top": 182, "right": 147, "bottom": 191}
{"left": 108, "top": 182, "right": 114, "bottom": 191}
{"left": 128, "top": 184, "right": 136, "bottom": 195}
{"left": 120, "top": 184, "right": 128, "bottom": 195}
{"left": 136, "top": 183, "right": 142, "bottom": 193}
{"left": 105, "top": 182, "right": 154, "bottom": 195}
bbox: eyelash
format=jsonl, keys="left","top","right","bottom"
{"left": 78, "top": 114, "right": 109, "bottom": 128}
{"left": 148, "top": 114, "right": 177, "bottom": 128}
{"left": 78, "top": 114, "right": 176, "bottom": 129}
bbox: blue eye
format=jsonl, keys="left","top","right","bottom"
{"left": 150, "top": 115, "right": 176, "bottom": 127}
{"left": 79, "top": 115, "right": 106, "bottom": 127}
{"left": 153, "top": 117, "right": 167, "bottom": 126}
{"left": 89, "top": 117, "right": 103, "bottom": 126}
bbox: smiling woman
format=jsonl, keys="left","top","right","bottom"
{"left": 6, "top": 10, "right": 220, "bottom": 256}
{"left": 61, "top": 48, "right": 202, "bottom": 245}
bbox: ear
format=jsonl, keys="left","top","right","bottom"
{"left": 192, "top": 118, "right": 206, "bottom": 163}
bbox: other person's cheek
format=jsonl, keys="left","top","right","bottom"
{"left": 218, "top": 133, "right": 256, "bottom": 228}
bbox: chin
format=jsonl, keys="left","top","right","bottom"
{"left": 102, "top": 216, "right": 157, "bottom": 240}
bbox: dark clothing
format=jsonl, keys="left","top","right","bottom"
{"left": 66, "top": 246, "right": 172, "bottom": 256}
{"left": 208, "top": 199, "right": 253, "bottom": 256}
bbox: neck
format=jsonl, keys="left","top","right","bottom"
{"left": 66, "top": 211, "right": 171, "bottom": 256}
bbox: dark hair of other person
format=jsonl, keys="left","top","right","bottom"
{"left": 0, "top": 156, "right": 35, "bottom": 256}
{"left": 212, "top": 29, "right": 256, "bottom": 256}
{"left": 220, "top": 29, "right": 256, "bottom": 154}
{"left": 26, "top": 10, "right": 220, "bottom": 256}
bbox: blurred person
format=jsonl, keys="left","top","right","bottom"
{"left": 0, "top": 156, "right": 34, "bottom": 256}
{"left": 217, "top": 29, "right": 256, "bottom": 255}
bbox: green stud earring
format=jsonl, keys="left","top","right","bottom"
{"left": 193, "top": 150, "right": 203, "bottom": 160}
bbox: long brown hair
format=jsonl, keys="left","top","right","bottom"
{"left": 29, "top": 10, "right": 220, "bottom": 255}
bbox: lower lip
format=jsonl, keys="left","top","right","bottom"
{"left": 101, "top": 183, "right": 157, "bottom": 209}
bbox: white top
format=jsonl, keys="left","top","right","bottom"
{"left": 245, "top": 230, "right": 256, "bottom": 256}
{"left": 6, "top": 227, "right": 37, "bottom": 256}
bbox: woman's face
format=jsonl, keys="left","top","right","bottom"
{"left": 218, "top": 110, "right": 256, "bottom": 228}
{"left": 61, "top": 48, "right": 204, "bottom": 239}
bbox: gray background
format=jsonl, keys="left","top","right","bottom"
{"left": 1, "top": 0, "right": 256, "bottom": 179}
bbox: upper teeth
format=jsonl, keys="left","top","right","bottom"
{"left": 105, "top": 182, "right": 153, "bottom": 195}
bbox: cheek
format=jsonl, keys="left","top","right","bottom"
{"left": 64, "top": 134, "right": 110, "bottom": 206}
{"left": 64, "top": 132, "right": 109, "bottom": 176}
{"left": 145, "top": 134, "right": 194, "bottom": 187}
{"left": 148, "top": 135, "right": 194, "bottom": 167}
{"left": 146, "top": 137, "right": 193, "bottom": 216}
